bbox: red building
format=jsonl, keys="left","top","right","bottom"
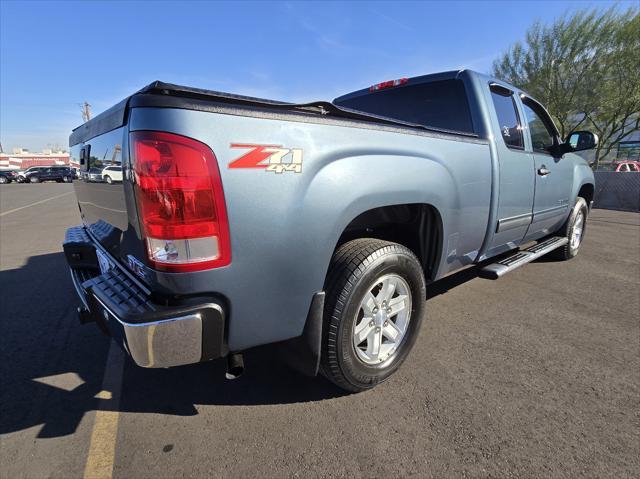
{"left": 0, "top": 149, "right": 72, "bottom": 170}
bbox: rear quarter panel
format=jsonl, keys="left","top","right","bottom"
{"left": 128, "top": 107, "right": 492, "bottom": 350}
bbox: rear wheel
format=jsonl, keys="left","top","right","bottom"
{"left": 0, "top": 177, "right": 7, "bottom": 184}
{"left": 320, "top": 239, "right": 426, "bottom": 392}
{"left": 104, "top": 175, "right": 112, "bottom": 184}
{"left": 63, "top": 176, "right": 72, "bottom": 183}
{"left": 550, "top": 196, "right": 588, "bottom": 260}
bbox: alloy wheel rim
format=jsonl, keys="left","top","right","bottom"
{"left": 571, "top": 211, "right": 584, "bottom": 249}
{"left": 352, "top": 274, "right": 412, "bottom": 365}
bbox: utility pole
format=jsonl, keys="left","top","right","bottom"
{"left": 80, "top": 101, "right": 92, "bottom": 122}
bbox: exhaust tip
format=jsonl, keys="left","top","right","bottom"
{"left": 225, "top": 353, "right": 244, "bottom": 380}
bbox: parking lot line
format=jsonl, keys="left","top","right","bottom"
{"left": 0, "top": 191, "right": 74, "bottom": 217}
{"left": 83, "top": 343, "right": 126, "bottom": 479}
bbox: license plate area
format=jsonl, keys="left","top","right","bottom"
{"left": 96, "top": 249, "right": 112, "bottom": 274}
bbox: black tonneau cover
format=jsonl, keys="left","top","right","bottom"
{"left": 70, "top": 79, "right": 479, "bottom": 146}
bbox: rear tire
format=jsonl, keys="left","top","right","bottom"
{"left": 104, "top": 175, "right": 112, "bottom": 184}
{"left": 320, "top": 239, "right": 426, "bottom": 392}
{"left": 63, "top": 176, "right": 72, "bottom": 183}
{"left": 0, "top": 177, "right": 7, "bottom": 184}
{"left": 550, "top": 196, "right": 588, "bottom": 260}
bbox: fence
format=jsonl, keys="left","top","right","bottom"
{"left": 592, "top": 172, "right": 640, "bottom": 212}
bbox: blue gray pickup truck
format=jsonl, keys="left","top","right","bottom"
{"left": 64, "top": 70, "right": 596, "bottom": 392}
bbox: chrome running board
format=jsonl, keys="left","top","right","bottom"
{"left": 479, "top": 236, "right": 568, "bottom": 280}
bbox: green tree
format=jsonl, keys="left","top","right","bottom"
{"left": 493, "top": 7, "right": 640, "bottom": 168}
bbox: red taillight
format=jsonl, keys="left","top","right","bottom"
{"left": 369, "top": 77, "right": 408, "bottom": 92}
{"left": 130, "top": 131, "right": 231, "bottom": 272}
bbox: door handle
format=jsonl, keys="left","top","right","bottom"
{"left": 538, "top": 166, "right": 550, "bottom": 176}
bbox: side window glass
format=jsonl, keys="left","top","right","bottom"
{"left": 522, "top": 100, "right": 555, "bottom": 153}
{"left": 490, "top": 87, "right": 524, "bottom": 149}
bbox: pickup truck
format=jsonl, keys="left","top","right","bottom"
{"left": 63, "top": 70, "right": 597, "bottom": 392}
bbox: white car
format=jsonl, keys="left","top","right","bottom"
{"left": 101, "top": 165, "right": 123, "bottom": 184}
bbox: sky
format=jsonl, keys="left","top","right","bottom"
{"left": 0, "top": 0, "right": 633, "bottom": 152}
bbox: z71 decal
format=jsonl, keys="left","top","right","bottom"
{"left": 228, "top": 143, "right": 303, "bottom": 174}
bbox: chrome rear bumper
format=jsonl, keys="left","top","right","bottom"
{"left": 65, "top": 225, "right": 226, "bottom": 368}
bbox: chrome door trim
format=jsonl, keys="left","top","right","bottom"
{"left": 496, "top": 212, "right": 533, "bottom": 233}
{"left": 532, "top": 204, "right": 568, "bottom": 223}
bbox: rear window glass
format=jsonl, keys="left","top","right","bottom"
{"left": 490, "top": 89, "right": 524, "bottom": 149}
{"left": 334, "top": 79, "right": 475, "bottom": 134}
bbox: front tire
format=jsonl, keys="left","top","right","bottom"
{"left": 29, "top": 176, "right": 40, "bottom": 183}
{"left": 320, "top": 239, "right": 426, "bottom": 392}
{"left": 550, "top": 196, "right": 588, "bottom": 260}
{"left": 0, "top": 177, "right": 7, "bottom": 184}
{"left": 104, "top": 175, "right": 112, "bottom": 184}
{"left": 63, "top": 176, "right": 72, "bottom": 183}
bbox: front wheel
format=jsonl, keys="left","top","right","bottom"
{"left": 63, "top": 176, "right": 72, "bottom": 183}
{"left": 320, "top": 239, "right": 426, "bottom": 392}
{"left": 550, "top": 197, "right": 588, "bottom": 260}
{"left": 0, "top": 177, "right": 7, "bottom": 184}
{"left": 29, "top": 176, "right": 40, "bottom": 183}
{"left": 104, "top": 175, "right": 112, "bottom": 184}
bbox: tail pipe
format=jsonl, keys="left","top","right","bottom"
{"left": 225, "top": 353, "right": 244, "bottom": 380}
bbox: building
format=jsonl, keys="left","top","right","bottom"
{"left": 616, "top": 130, "right": 640, "bottom": 162}
{"left": 0, "top": 148, "right": 73, "bottom": 170}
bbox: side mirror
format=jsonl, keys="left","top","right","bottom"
{"left": 566, "top": 130, "right": 598, "bottom": 152}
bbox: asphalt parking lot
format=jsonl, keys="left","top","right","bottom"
{"left": 1, "top": 182, "right": 638, "bottom": 478}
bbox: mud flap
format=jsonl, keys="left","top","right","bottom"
{"left": 279, "top": 292, "right": 325, "bottom": 377}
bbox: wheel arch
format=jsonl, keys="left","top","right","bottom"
{"left": 333, "top": 203, "right": 444, "bottom": 283}
{"left": 571, "top": 160, "right": 595, "bottom": 209}
{"left": 577, "top": 182, "right": 594, "bottom": 208}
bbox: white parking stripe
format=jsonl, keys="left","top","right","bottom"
{"left": 0, "top": 191, "right": 74, "bottom": 217}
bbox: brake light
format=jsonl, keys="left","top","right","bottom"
{"left": 130, "top": 131, "right": 231, "bottom": 272}
{"left": 369, "top": 77, "right": 408, "bottom": 92}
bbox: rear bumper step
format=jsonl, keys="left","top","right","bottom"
{"left": 479, "top": 236, "right": 568, "bottom": 279}
{"left": 64, "top": 225, "right": 227, "bottom": 368}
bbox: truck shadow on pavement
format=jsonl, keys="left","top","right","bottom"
{"left": 0, "top": 252, "right": 345, "bottom": 439}
{"left": 1, "top": 251, "right": 493, "bottom": 438}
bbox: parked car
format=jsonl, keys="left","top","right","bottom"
{"left": 101, "top": 165, "right": 123, "bottom": 183}
{"left": 0, "top": 170, "right": 18, "bottom": 184}
{"left": 64, "top": 71, "right": 596, "bottom": 392}
{"left": 16, "top": 166, "right": 44, "bottom": 182}
{"left": 613, "top": 161, "right": 640, "bottom": 172}
{"left": 24, "top": 166, "right": 74, "bottom": 183}
{"left": 81, "top": 167, "right": 105, "bottom": 182}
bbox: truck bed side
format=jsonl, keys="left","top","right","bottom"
{"left": 121, "top": 106, "right": 492, "bottom": 350}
